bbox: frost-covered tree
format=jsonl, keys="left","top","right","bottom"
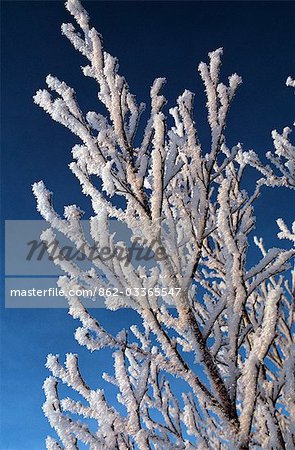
{"left": 32, "top": 1, "right": 295, "bottom": 448}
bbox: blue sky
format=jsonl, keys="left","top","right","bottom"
{"left": 1, "top": 1, "right": 294, "bottom": 448}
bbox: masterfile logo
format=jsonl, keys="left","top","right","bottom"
{"left": 5, "top": 220, "right": 167, "bottom": 308}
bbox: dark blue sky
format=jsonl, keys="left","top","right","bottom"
{"left": 1, "top": 1, "right": 294, "bottom": 448}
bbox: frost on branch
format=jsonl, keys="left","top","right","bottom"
{"left": 33, "top": 0, "right": 295, "bottom": 448}
{"left": 243, "top": 78, "right": 295, "bottom": 190}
